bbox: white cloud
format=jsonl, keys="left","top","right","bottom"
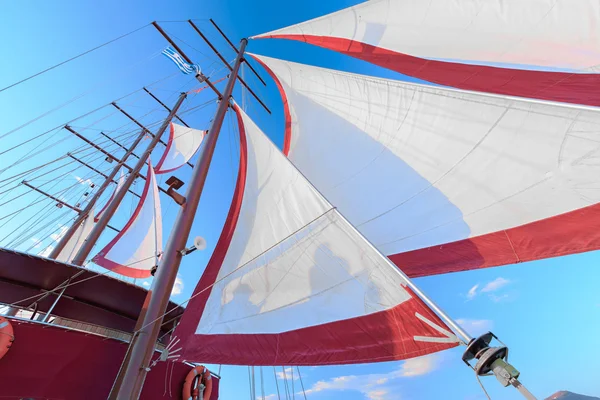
{"left": 481, "top": 277, "right": 510, "bottom": 293}
{"left": 466, "top": 284, "right": 479, "bottom": 301}
{"left": 489, "top": 293, "right": 510, "bottom": 303}
{"left": 73, "top": 175, "right": 93, "bottom": 187}
{"left": 366, "top": 390, "right": 389, "bottom": 400}
{"left": 305, "top": 375, "right": 357, "bottom": 394}
{"left": 303, "top": 354, "right": 440, "bottom": 399}
{"left": 50, "top": 225, "right": 69, "bottom": 242}
{"left": 171, "top": 275, "right": 184, "bottom": 295}
{"left": 29, "top": 237, "right": 42, "bottom": 249}
{"left": 465, "top": 277, "right": 512, "bottom": 301}
{"left": 142, "top": 281, "right": 150, "bottom": 287}
{"left": 276, "top": 367, "right": 300, "bottom": 380}
{"left": 455, "top": 319, "right": 493, "bottom": 337}
{"left": 38, "top": 245, "right": 54, "bottom": 258}
{"left": 399, "top": 354, "right": 438, "bottom": 377}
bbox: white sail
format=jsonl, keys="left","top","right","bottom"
{"left": 253, "top": 0, "right": 600, "bottom": 106}
{"left": 95, "top": 169, "right": 125, "bottom": 222}
{"left": 176, "top": 105, "right": 458, "bottom": 366}
{"left": 155, "top": 122, "right": 205, "bottom": 174}
{"left": 55, "top": 210, "right": 95, "bottom": 264}
{"left": 251, "top": 54, "right": 600, "bottom": 277}
{"left": 93, "top": 163, "right": 162, "bottom": 278}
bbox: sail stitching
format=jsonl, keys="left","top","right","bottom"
{"left": 503, "top": 230, "right": 521, "bottom": 263}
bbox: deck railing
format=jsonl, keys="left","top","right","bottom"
{"left": 0, "top": 302, "right": 166, "bottom": 350}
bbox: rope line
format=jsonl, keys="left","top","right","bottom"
{"left": 0, "top": 24, "right": 150, "bottom": 94}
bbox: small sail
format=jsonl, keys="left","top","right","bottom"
{"left": 95, "top": 169, "right": 125, "bottom": 222}
{"left": 93, "top": 163, "right": 162, "bottom": 278}
{"left": 251, "top": 54, "right": 600, "bottom": 277}
{"left": 155, "top": 122, "right": 205, "bottom": 174}
{"left": 253, "top": 0, "right": 600, "bottom": 106}
{"left": 176, "top": 105, "right": 458, "bottom": 366}
{"left": 55, "top": 210, "right": 95, "bottom": 263}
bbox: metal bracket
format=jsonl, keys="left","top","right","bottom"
{"left": 463, "top": 332, "right": 537, "bottom": 399}
{"left": 166, "top": 176, "right": 186, "bottom": 206}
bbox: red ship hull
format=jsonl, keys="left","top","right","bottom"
{"left": 0, "top": 318, "right": 218, "bottom": 399}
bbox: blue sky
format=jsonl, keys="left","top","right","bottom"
{"left": 1, "top": 1, "right": 599, "bottom": 400}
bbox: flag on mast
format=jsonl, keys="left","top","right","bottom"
{"left": 162, "top": 46, "right": 201, "bottom": 75}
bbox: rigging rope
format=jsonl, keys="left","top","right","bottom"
{"left": 8, "top": 253, "right": 161, "bottom": 307}
{"left": 0, "top": 134, "right": 135, "bottom": 210}
{"left": 0, "top": 68, "right": 179, "bottom": 153}
{"left": 21, "top": 209, "right": 73, "bottom": 252}
{"left": 0, "top": 125, "right": 134, "bottom": 187}
{"left": 0, "top": 84, "right": 180, "bottom": 204}
{"left": 260, "top": 366, "right": 265, "bottom": 400}
{"left": 296, "top": 367, "right": 307, "bottom": 400}
{"left": 0, "top": 156, "right": 119, "bottom": 223}
{"left": 1, "top": 157, "right": 106, "bottom": 247}
{"left": 291, "top": 366, "right": 295, "bottom": 400}
{"left": 273, "top": 367, "right": 282, "bottom": 400}
{"left": 282, "top": 366, "right": 291, "bottom": 400}
{"left": 132, "top": 208, "right": 337, "bottom": 333}
{"left": 248, "top": 366, "right": 253, "bottom": 400}
{"left": 9, "top": 164, "right": 101, "bottom": 249}
{"left": 0, "top": 46, "right": 162, "bottom": 147}
{"left": 0, "top": 24, "right": 150, "bottom": 94}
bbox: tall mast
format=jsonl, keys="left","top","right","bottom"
{"left": 69, "top": 92, "right": 187, "bottom": 266}
{"left": 112, "top": 38, "right": 248, "bottom": 399}
{"left": 48, "top": 127, "right": 147, "bottom": 259}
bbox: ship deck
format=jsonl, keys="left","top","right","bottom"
{"left": 0, "top": 247, "right": 184, "bottom": 336}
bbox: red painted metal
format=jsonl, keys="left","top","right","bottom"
{"left": 0, "top": 248, "right": 183, "bottom": 336}
{"left": 0, "top": 318, "right": 190, "bottom": 399}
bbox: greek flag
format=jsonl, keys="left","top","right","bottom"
{"left": 162, "top": 47, "right": 201, "bottom": 75}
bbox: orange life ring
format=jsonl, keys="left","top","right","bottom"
{"left": 0, "top": 316, "right": 14, "bottom": 360}
{"left": 182, "top": 365, "right": 212, "bottom": 400}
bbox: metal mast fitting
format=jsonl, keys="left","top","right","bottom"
{"left": 188, "top": 19, "right": 271, "bottom": 114}
{"left": 207, "top": 18, "right": 267, "bottom": 85}
{"left": 143, "top": 87, "right": 190, "bottom": 128}
{"left": 151, "top": 21, "right": 223, "bottom": 99}
{"left": 463, "top": 332, "right": 537, "bottom": 399}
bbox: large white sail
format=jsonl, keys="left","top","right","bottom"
{"left": 95, "top": 169, "right": 125, "bottom": 222}
{"left": 155, "top": 122, "right": 205, "bottom": 174}
{"left": 251, "top": 54, "right": 600, "bottom": 277}
{"left": 55, "top": 210, "right": 95, "bottom": 264}
{"left": 176, "top": 105, "right": 459, "bottom": 366}
{"left": 93, "top": 163, "right": 162, "bottom": 278}
{"left": 253, "top": 0, "right": 600, "bottom": 106}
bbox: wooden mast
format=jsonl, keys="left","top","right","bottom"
{"left": 111, "top": 37, "right": 249, "bottom": 400}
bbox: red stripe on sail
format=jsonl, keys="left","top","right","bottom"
{"left": 391, "top": 202, "right": 600, "bottom": 278}
{"left": 154, "top": 123, "right": 175, "bottom": 174}
{"left": 174, "top": 104, "right": 249, "bottom": 343}
{"left": 93, "top": 163, "right": 155, "bottom": 278}
{"left": 249, "top": 54, "right": 292, "bottom": 156}
{"left": 259, "top": 34, "right": 600, "bottom": 107}
{"left": 180, "top": 294, "right": 456, "bottom": 366}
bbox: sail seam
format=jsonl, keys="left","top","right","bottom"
{"left": 503, "top": 230, "right": 521, "bottom": 263}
